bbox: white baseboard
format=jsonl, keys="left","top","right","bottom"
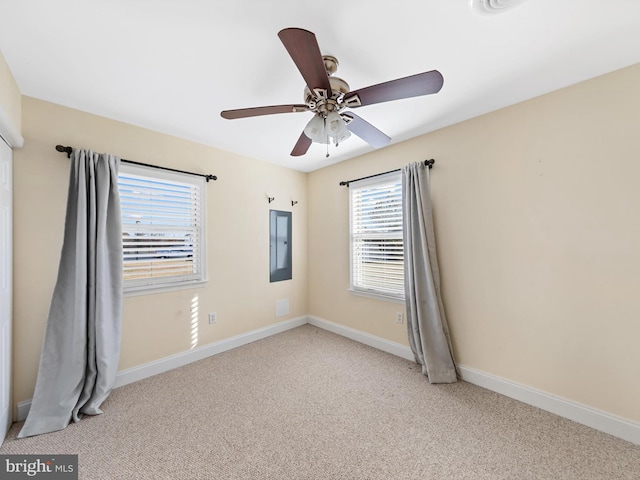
{"left": 15, "top": 316, "right": 308, "bottom": 421}
{"left": 14, "top": 315, "right": 640, "bottom": 446}
{"left": 15, "top": 400, "right": 31, "bottom": 423}
{"left": 114, "top": 316, "right": 307, "bottom": 388}
{"left": 456, "top": 364, "right": 640, "bottom": 446}
{"left": 308, "top": 315, "right": 640, "bottom": 446}
{"left": 307, "top": 315, "right": 415, "bottom": 361}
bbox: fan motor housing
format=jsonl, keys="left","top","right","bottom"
{"left": 303, "top": 56, "right": 350, "bottom": 114}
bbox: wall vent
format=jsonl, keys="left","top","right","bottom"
{"left": 276, "top": 298, "right": 290, "bottom": 318}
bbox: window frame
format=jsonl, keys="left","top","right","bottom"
{"left": 349, "top": 171, "right": 405, "bottom": 303}
{"left": 119, "top": 162, "right": 207, "bottom": 296}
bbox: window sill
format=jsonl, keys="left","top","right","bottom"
{"left": 124, "top": 280, "right": 208, "bottom": 297}
{"left": 348, "top": 288, "right": 406, "bottom": 304}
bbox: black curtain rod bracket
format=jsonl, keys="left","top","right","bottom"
{"left": 55, "top": 145, "right": 217, "bottom": 182}
{"left": 339, "top": 159, "right": 435, "bottom": 187}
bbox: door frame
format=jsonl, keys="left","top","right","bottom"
{"left": 0, "top": 135, "right": 12, "bottom": 444}
{"left": 0, "top": 104, "right": 23, "bottom": 445}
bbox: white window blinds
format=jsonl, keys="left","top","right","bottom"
{"left": 349, "top": 171, "right": 404, "bottom": 300}
{"left": 118, "top": 163, "right": 206, "bottom": 293}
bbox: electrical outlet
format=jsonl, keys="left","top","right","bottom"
{"left": 208, "top": 312, "right": 217, "bottom": 324}
{"left": 395, "top": 312, "right": 404, "bottom": 324}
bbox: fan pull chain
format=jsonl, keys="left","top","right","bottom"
{"left": 325, "top": 117, "right": 330, "bottom": 157}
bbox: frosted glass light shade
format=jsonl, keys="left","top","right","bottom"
{"left": 326, "top": 111, "right": 347, "bottom": 138}
{"left": 335, "top": 129, "right": 351, "bottom": 143}
{"left": 303, "top": 115, "right": 326, "bottom": 142}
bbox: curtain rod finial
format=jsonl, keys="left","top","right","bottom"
{"left": 55, "top": 145, "right": 72, "bottom": 158}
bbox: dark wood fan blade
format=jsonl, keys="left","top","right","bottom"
{"left": 344, "top": 113, "right": 391, "bottom": 149}
{"left": 344, "top": 70, "right": 444, "bottom": 108}
{"left": 278, "top": 28, "right": 332, "bottom": 95}
{"left": 290, "top": 131, "right": 312, "bottom": 156}
{"left": 221, "top": 104, "right": 308, "bottom": 119}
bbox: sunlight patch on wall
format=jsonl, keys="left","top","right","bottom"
{"left": 190, "top": 294, "right": 199, "bottom": 349}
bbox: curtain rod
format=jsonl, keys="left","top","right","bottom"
{"left": 55, "top": 145, "right": 217, "bottom": 182}
{"left": 339, "top": 159, "right": 434, "bottom": 187}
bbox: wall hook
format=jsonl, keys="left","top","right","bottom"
{"left": 291, "top": 200, "right": 298, "bottom": 206}
{"left": 268, "top": 196, "right": 275, "bottom": 204}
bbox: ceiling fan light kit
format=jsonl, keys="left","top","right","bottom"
{"left": 220, "top": 28, "right": 444, "bottom": 157}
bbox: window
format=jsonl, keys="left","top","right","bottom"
{"left": 349, "top": 171, "right": 404, "bottom": 301}
{"left": 118, "top": 163, "right": 206, "bottom": 294}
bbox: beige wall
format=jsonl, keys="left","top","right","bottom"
{"left": 0, "top": 49, "right": 21, "bottom": 137}
{"left": 308, "top": 63, "right": 640, "bottom": 423}
{"left": 13, "top": 97, "right": 308, "bottom": 404}
{"left": 11, "top": 61, "right": 640, "bottom": 425}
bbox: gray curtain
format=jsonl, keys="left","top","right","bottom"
{"left": 19, "top": 150, "right": 123, "bottom": 438}
{"left": 402, "top": 161, "right": 457, "bottom": 383}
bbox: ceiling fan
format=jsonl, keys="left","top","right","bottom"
{"left": 220, "top": 28, "right": 444, "bottom": 157}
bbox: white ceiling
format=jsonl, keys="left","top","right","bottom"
{"left": 1, "top": 0, "right": 640, "bottom": 172}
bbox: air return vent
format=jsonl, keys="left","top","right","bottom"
{"left": 469, "top": 0, "right": 527, "bottom": 15}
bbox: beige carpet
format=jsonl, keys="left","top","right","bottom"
{"left": 2, "top": 325, "right": 639, "bottom": 479}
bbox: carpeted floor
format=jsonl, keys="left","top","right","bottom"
{"left": 2, "top": 325, "right": 639, "bottom": 479}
